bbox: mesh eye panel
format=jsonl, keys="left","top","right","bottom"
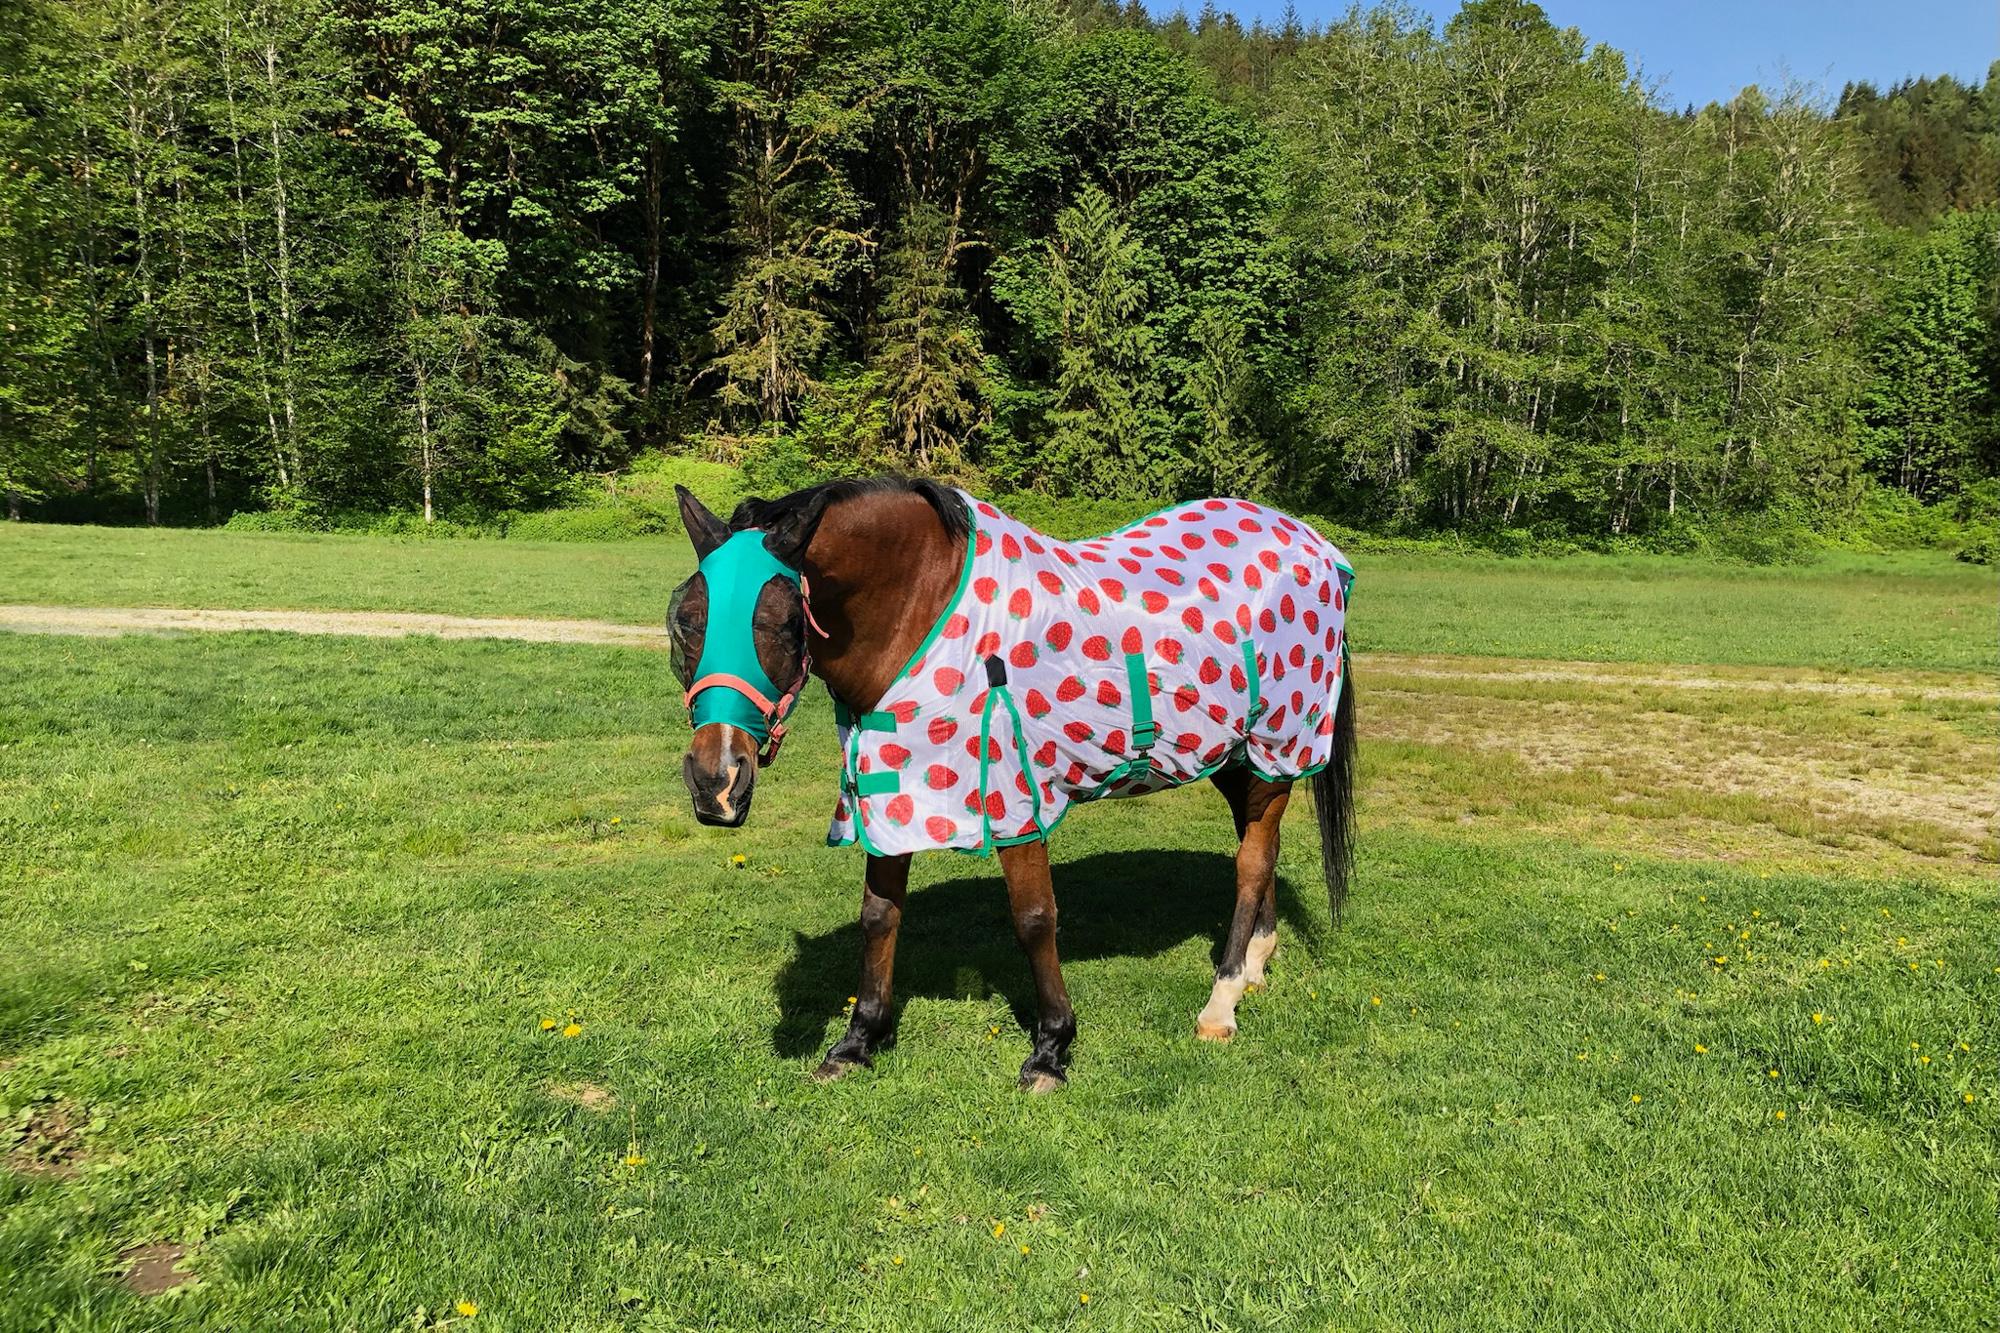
{"left": 666, "top": 580, "right": 703, "bottom": 691}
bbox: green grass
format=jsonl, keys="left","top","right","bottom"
{"left": 2, "top": 631, "right": 1994, "bottom": 1331}
{"left": 0, "top": 523, "right": 1992, "bottom": 670}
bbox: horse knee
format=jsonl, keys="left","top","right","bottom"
{"left": 1011, "top": 903, "right": 1056, "bottom": 948}
{"left": 860, "top": 893, "right": 901, "bottom": 939}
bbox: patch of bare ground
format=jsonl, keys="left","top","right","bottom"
{"left": 549, "top": 1081, "right": 616, "bottom": 1112}
{"left": 7, "top": 1100, "right": 86, "bottom": 1179}
{"left": 1365, "top": 660, "right": 1998, "bottom": 868}
{"left": 118, "top": 1243, "right": 192, "bottom": 1296}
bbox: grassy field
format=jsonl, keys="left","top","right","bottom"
{"left": 0, "top": 521, "right": 1991, "bottom": 670}
{"left": 1, "top": 530, "right": 1996, "bottom": 1331}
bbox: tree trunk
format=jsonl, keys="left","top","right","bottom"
{"left": 220, "top": 8, "right": 287, "bottom": 486}
{"left": 639, "top": 140, "right": 662, "bottom": 400}
{"left": 264, "top": 43, "right": 300, "bottom": 482}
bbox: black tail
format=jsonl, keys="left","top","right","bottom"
{"left": 1310, "top": 660, "right": 1356, "bottom": 927}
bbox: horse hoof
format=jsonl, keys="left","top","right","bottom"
{"left": 1021, "top": 1071, "right": 1065, "bottom": 1095}
{"left": 1195, "top": 1021, "right": 1236, "bottom": 1043}
{"left": 812, "top": 1059, "right": 861, "bottom": 1083}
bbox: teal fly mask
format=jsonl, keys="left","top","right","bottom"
{"left": 669, "top": 530, "right": 818, "bottom": 764}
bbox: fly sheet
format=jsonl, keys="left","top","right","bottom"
{"left": 828, "top": 492, "right": 1353, "bottom": 856}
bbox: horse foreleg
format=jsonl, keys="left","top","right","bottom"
{"left": 998, "top": 840, "right": 1076, "bottom": 1093}
{"left": 814, "top": 852, "right": 910, "bottom": 1081}
{"left": 1198, "top": 776, "right": 1291, "bottom": 1041}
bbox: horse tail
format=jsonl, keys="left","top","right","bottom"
{"left": 1310, "top": 655, "right": 1356, "bottom": 928}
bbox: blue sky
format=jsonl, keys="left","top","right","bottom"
{"left": 1206, "top": 0, "right": 1996, "bottom": 109}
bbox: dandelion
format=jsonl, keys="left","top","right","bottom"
{"left": 1020, "top": 1245, "right": 1031, "bottom": 1256}
{"left": 625, "top": 1152, "right": 645, "bottom": 1166}
{"left": 1713, "top": 956, "right": 1728, "bottom": 966}
{"left": 1774, "top": 1110, "right": 1786, "bottom": 1121}
{"left": 562, "top": 1021, "right": 582, "bottom": 1038}
{"left": 993, "top": 1223, "right": 1005, "bottom": 1238}
{"left": 1911, "top": 1042, "right": 1920, "bottom": 1050}
{"left": 989, "top": 1025, "right": 1000, "bottom": 1036}
{"left": 1079, "top": 1294, "right": 1090, "bottom": 1305}
{"left": 893, "top": 1255, "right": 904, "bottom": 1266}
{"left": 1593, "top": 973, "right": 1606, "bottom": 982}
{"left": 1896, "top": 937, "right": 1908, "bottom": 947}
{"left": 1909, "top": 962, "right": 1920, "bottom": 972}
{"left": 731, "top": 854, "right": 747, "bottom": 868}
{"left": 1966, "top": 1093, "right": 1977, "bottom": 1104}
{"left": 1695, "top": 1044, "right": 1708, "bottom": 1054}
{"left": 609, "top": 816, "right": 621, "bottom": 826}
{"left": 1698, "top": 895, "right": 1707, "bottom": 903}
{"left": 1812, "top": 1013, "right": 1825, "bottom": 1024}
{"left": 1921, "top": 1055, "right": 1932, "bottom": 1065}
{"left": 1631, "top": 1094, "right": 1642, "bottom": 1104}
{"left": 1959, "top": 1042, "right": 1972, "bottom": 1053}
{"left": 1881, "top": 909, "right": 1891, "bottom": 918}
{"left": 1820, "top": 959, "right": 1831, "bottom": 969}
{"left": 1752, "top": 910, "right": 1762, "bottom": 918}
{"left": 1371, "top": 995, "right": 1382, "bottom": 1006}
{"left": 1613, "top": 863, "right": 1624, "bottom": 873}
{"left": 1577, "top": 1053, "right": 1589, "bottom": 1062}
{"left": 540, "top": 1018, "right": 557, "bottom": 1031}
{"left": 455, "top": 1299, "right": 478, "bottom": 1318}
{"left": 848, "top": 996, "right": 858, "bottom": 1006}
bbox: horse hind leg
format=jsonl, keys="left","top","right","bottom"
{"left": 1198, "top": 774, "right": 1291, "bottom": 1042}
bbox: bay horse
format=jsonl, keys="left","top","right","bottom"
{"left": 668, "top": 477, "right": 1355, "bottom": 1091}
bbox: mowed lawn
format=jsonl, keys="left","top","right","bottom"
{"left": 0, "top": 521, "right": 1992, "bottom": 670}
{"left": 1, "top": 530, "right": 1996, "bottom": 1331}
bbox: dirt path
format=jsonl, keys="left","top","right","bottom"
{"left": 0, "top": 603, "right": 664, "bottom": 647}
{"left": 2, "top": 602, "right": 1989, "bottom": 702}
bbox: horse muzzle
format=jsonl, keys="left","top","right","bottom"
{"left": 683, "top": 724, "right": 759, "bottom": 827}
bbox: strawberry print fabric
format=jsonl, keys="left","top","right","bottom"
{"left": 827, "top": 492, "right": 1353, "bottom": 856}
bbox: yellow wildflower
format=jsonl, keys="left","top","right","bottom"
{"left": 992, "top": 1223, "right": 1005, "bottom": 1238}
{"left": 892, "top": 1255, "right": 904, "bottom": 1266}
{"left": 562, "top": 1022, "right": 582, "bottom": 1038}
{"left": 1079, "top": 1294, "right": 1090, "bottom": 1305}
{"left": 1694, "top": 1044, "right": 1708, "bottom": 1054}
{"left": 455, "top": 1299, "right": 478, "bottom": 1318}
{"left": 625, "top": 1153, "right": 645, "bottom": 1166}
{"left": 1020, "top": 1245, "right": 1030, "bottom": 1256}
{"left": 1921, "top": 1055, "right": 1932, "bottom": 1065}
{"left": 609, "top": 816, "right": 621, "bottom": 826}
{"left": 1965, "top": 1093, "right": 1976, "bottom": 1104}
{"left": 540, "top": 1018, "right": 557, "bottom": 1031}
{"left": 1630, "top": 1094, "right": 1642, "bottom": 1104}
{"left": 1812, "top": 1013, "right": 1824, "bottom": 1024}
{"left": 1593, "top": 973, "right": 1606, "bottom": 982}
{"left": 1774, "top": 1110, "right": 1786, "bottom": 1121}
{"left": 731, "top": 854, "right": 747, "bottom": 867}
{"left": 1371, "top": 995, "right": 1382, "bottom": 1006}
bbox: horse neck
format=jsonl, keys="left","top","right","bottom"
{"left": 800, "top": 491, "right": 964, "bottom": 714}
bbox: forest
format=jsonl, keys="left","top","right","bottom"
{"left": 0, "top": 0, "right": 1995, "bottom": 543}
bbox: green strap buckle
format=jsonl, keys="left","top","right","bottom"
{"left": 854, "top": 770, "right": 901, "bottom": 796}
{"left": 1123, "top": 651, "right": 1156, "bottom": 751}
{"left": 1241, "top": 640, "right": 1264, "bottom": 724}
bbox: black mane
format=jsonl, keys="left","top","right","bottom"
{"left": 730, "top": 475, "right": 971, "bottom": 544}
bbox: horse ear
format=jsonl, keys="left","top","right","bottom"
{"left": 676, "top": 485, "right": 729, "bottom": 562}
{"left": 761, "top": 495, "right": 827, "bottom": 569}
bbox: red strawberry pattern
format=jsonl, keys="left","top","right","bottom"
{"left": 828, "top": 491, "right": 1352, "bottom": 855}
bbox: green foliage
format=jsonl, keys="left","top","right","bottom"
{"left": 0, "top": 0, "right": 1993, "bottom": 542}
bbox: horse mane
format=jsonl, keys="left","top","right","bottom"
{"left": 729, "top": 476, "right": 971, "bottom": 546}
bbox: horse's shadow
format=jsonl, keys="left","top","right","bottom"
{"left": 770, "top": 850, "right": 1321, "bottom": 1057}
